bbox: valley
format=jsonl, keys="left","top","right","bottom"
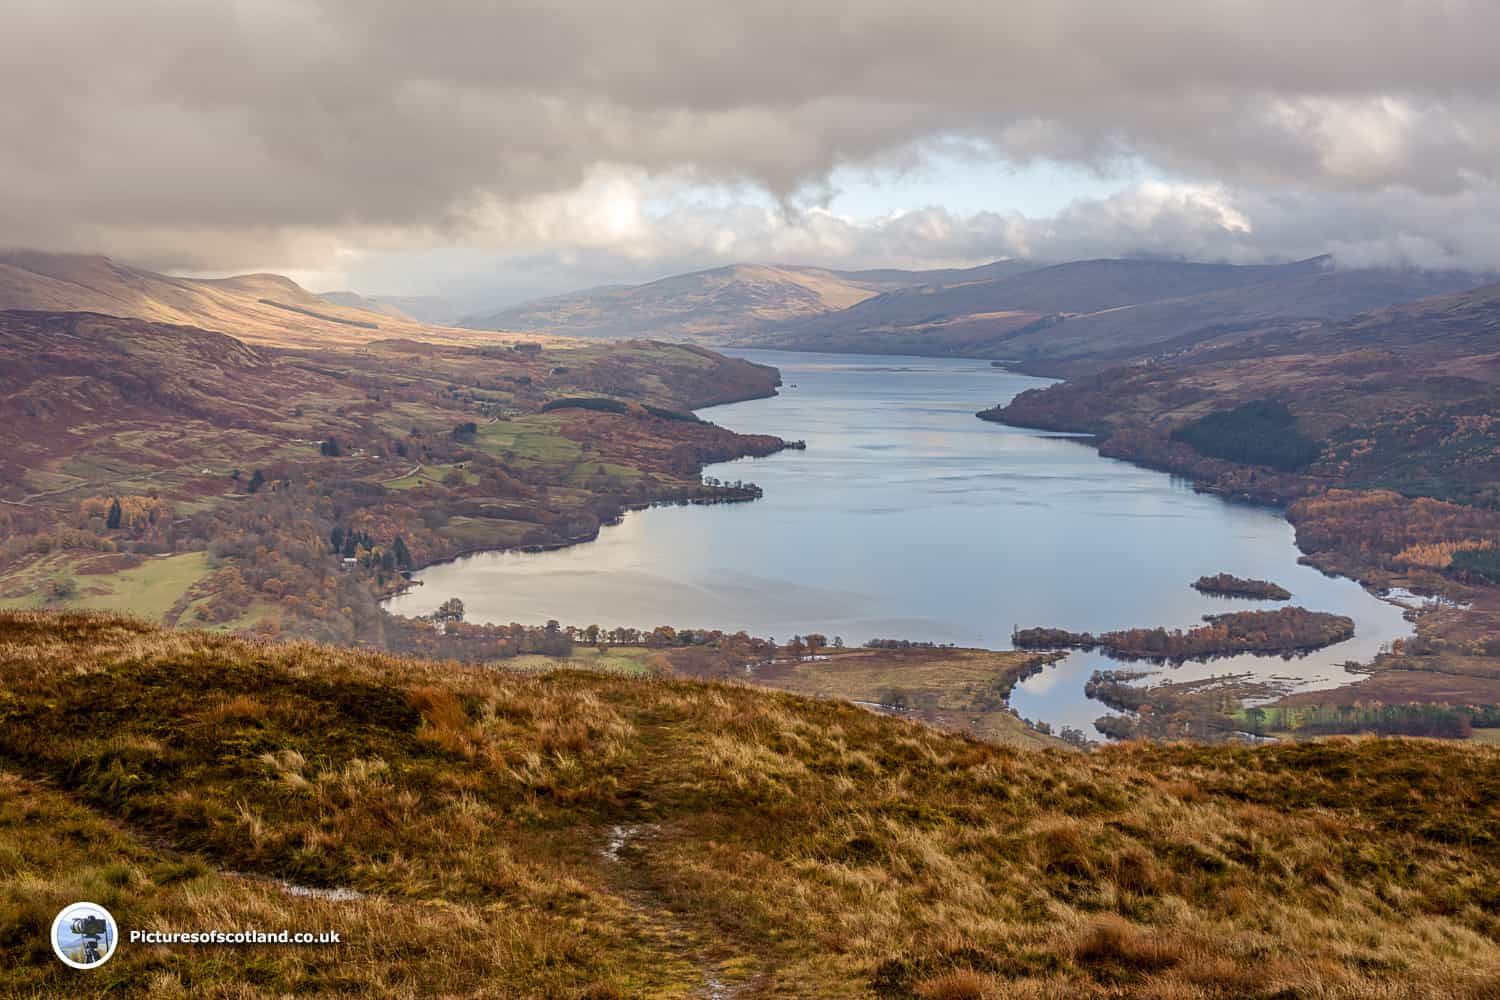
{"left": 13, "top": 6, "right": 1500, "bottom": 995}
{"left": 5, "top": 260, "right": 1500, "bottom": 995}
{"left": 386, "top": 351, "right": 1415, "bottom": 741}
{"left": 8, "top": 254, "right": 1500, "bottom": 743}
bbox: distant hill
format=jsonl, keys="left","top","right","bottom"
{"left": 0, "top": 309, "right": 338, "bottom": 487}
{"left": 0, "top": 250, "right": 511, "bottom": 349}
{"left": 744, "top": 255, "right": 1489, "bottom": 371}
{"left": 830, "top": 258, "right": 1045, "bottom": 288}
{"left": 457, "top": 259, "right": 1044, "bottom": 340}
{"left": 987, "top": 280, "right": 1500, "bottom": 505}
{"left": 317, "top": 290, "right": 417, "bottom": 322}
{"left": 997, "top": 265, "right": 1492, "bottom": 372}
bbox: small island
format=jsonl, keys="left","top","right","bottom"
{"left": 1013, "top": 606, "right": 1355, "bottom": 660}
{"left": 1191, "top": 573, "right": 1292, "bottom": 601}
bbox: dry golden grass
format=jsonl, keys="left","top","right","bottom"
{"left": 749, "top": 647, "right": 1069, "bottom": 750}
{"left": 0, "top": 249, "right": 538, "bottom": 349}
{"left": 2, "top": 611, "right": 1500, "bottom": 997}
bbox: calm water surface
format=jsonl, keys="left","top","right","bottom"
{"left": 386, "top": 350, "right": 1412, "bottom": 737}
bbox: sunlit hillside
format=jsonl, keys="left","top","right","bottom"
{"left": 0, "top": 250, "right": 538, "bottom": 349}
{"left": 3, "top": 612, "right": 1499, "bottom": 998}
{"left": 460, "top": 263, "right": 941, "bottom": 341}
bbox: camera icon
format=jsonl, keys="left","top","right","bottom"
{"left": 51, "top": 902, "right": 118, "bottom": 969}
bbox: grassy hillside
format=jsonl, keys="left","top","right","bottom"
{"left": 0, "top": 250, "right": 526, "bottom": 349}
{"left": 3, "top": 613, "right": 1499, "bottom": 997}
{"left": 740, "top": 645, "right": 1069, "bottom": 750}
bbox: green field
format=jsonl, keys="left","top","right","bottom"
{"left": 434, "top": 515, "right": 538, "bottom": 551}
{"left": 0, "top": 552, "right": 212, "bottom": 623}
{"left": 508, "top": 646, "right": 655, "bottom": 675}
{"left": 181, "top": 595, "right": 279, "bottom": 632}
{"left": 477, "top": 415, "right": 583, "bottom": 465}
{"left": 384, "top": 462, "right": 481, "bottom": 490}
{"left": 566, "top": 460, "right": 642, "bottom": 488}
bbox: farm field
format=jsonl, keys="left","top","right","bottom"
{"left": 0, "top": 552, "right": 211, "bottom": 623}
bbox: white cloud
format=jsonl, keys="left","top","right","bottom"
{"left": 6, "top": 0, "right": 1500, "bottom": 290}
{"left": 333, "top": 171, "right": 1495, "bottom": 304}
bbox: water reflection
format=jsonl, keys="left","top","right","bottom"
{"left": 386, "top": 350, "right": 1412, "bottom": 736}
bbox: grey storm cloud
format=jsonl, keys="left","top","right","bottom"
{"left": 5, "top": 0, "right": 1500, "bottom": 279}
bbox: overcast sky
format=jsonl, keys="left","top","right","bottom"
{"left": 5, "top": 1, "right": 1500, "bottom": 305}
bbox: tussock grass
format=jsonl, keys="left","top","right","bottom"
{"left": 1, "top": 611, "right": 1499, "bottom": 996}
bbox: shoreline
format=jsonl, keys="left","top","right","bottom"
{"left": 973, "top": 411, "right": 1426, "bottom": 710}
{"left": 392, "top": 349, "right": 1414, "bottom": 656}
{"left": 390, "top": 353, "right": 1407, "bottom": 714}
{"left": 379, "top": 348, "right": 1423, "bottom": 743}
{"left": 978, "top": 409, "right": 1419, "bottom": 609}
{"left": 380, "top": 364, "right": 792, "bottom": 606}
{"left": 382, "top": 485, "right": 771, "bottom": 597}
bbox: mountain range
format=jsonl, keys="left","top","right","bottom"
{"left": 6, "top": 248, "right": 1492, "bottom": 385}
{"left": 456, "top": 259, "right": 1043, "bottom": 341}
{"left": 743, "top": 255, "right": 1490, "bottom": 372}
{"left": 449, "top": 252, "right": 1491, "bottom": 373}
